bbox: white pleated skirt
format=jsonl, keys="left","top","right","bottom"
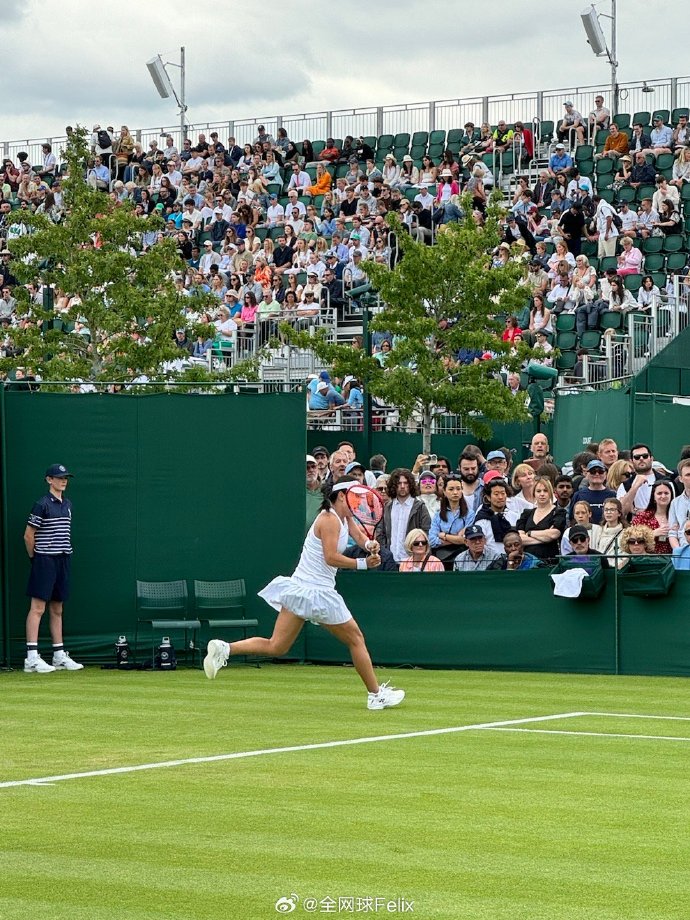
{"left": 258, "top": 575, "right": 353, "bottom": 625}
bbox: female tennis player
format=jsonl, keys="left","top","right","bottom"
{"left": 204, "top": 476, "right": 405, "bottom": 710}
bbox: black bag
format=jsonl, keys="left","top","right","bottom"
{"left": 611, "top": 211, "right": 623, "bottom": 231}
{"left": 96, "top": 129, "right": 111, "bottom": 149}
{"left": 433, "top": 542, "right": 464, "bottom": 571}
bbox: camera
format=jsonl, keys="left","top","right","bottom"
{"left": 428, "top": 454, "right": 438, "bottom": 465}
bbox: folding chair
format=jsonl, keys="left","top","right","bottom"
{"left": 134, "top": 580, "right": 200, "bottom": 668}
{"left": 193, "top": 579, "right": 260, "bottom": 668}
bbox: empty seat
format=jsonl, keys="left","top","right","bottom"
{"left": 579, "top": 330, "right": 602, "bottom": 350}
{"left": 411, "top": 130, "right": 429, "bottom": 147}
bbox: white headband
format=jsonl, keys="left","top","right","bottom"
{"left": 330, "top": 481, "right": 351, "bottom": 494}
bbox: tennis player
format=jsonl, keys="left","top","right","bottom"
{"left": 204, "top": 476, "right": 405, "bottom": 710}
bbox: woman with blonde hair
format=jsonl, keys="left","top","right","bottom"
{"left": 517, "top": 476, "right": 567, "bottom": 561}
{"left": 307, "top": 162, "right": 332, "bottom": 198}
{"left": 606, "top": 458, "right": 634, "bottom": 490}
{"left": 671, "top": 145, "right": 690, "bottom": 188}
{"left": 508, "top": 464, "right": 537, "bottom": 516}
{"left": 618, "top": 524, "right": 655, "bottom": 568}
{"left": 399, "top": 528, "right": 444, "bottom": 572}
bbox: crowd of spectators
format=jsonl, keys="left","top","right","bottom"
{"left": 305, "top": 436, "right": 690, "bottom": 573}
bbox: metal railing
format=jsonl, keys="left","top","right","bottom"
{"left": 5, "top": 76, "right": 689, "bottom": 170}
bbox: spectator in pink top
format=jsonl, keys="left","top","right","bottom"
{"left": 616, "top": 236, "right": 643, "bottom": 276}
{"left": 398, "top": 529, "right": 444, "bottom": 572}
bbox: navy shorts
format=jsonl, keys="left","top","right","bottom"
{"left": 26, "top": 553, "right": 72, "bottom": 602}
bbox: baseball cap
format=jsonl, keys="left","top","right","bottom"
{"left": 465, "top": 524, "right": 485, "bottom": 540}
{"left": 569, "top": 525, "right": 589, "bottom": 540}
{"left": 555, "top": 143, "right": 566, "bottom": 150}
{"left": 486, "top": 450, "right": 506, "bottom": 462}
{"left": 312, "top": 446, "right": 329, "bottom": 457}
{"left": 586, "top": 459, "right": 606, "bottom": 471}
{"left": 46, "top": 463, "right": 73, "bottom": 478}
{"left": 482, "top": 470, "right": 503, "bottom": 485}
{"left": 345, "top": 460, "right": 365, "bottom": 474}
{"left": 564, "top": 100, "right": 574, "bottom": 106}
{"left": 306, "top": 454, "right": 317, "bottom": 464}
{"left": 316, "top": 381, "right": 329, "bottom": 393}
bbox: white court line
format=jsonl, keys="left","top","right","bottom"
{"left": 580, "top": 711, "right": 690, "bottom": 722}
{"left": 487, "top": 728, "right": 690, "bottom": 744}
{"left": 0, "top": 711, "right": 584, "bottom": 790}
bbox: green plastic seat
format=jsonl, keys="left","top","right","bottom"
{"left": 600, "top": 311, "right": 623, "bottom": 330}
{"left": 623, "top": 273, "right": 643, "bottom": 293}
{"left": 411, "top": 131, "right": 428, "bottom": 147}
{"left": 642, "top": 236, "right": 664, "bottom": 253}
{"left": 665, "top": 252, "right": 686, "bottom": 271}
{"left": 632, "top": 111, "right": 651, "bottom": 128}
{"left": 663, "top": 235, "right": 684, "bottom": 253}
{"left": 616, "top": 186, "right": 636, "bottom": 204}
{"left": 600, "top": 256, "right": 618, "bottom": 272}
{"left": 652, "top": 109, "right": 670, "bottom": 125}
{"left": 376, "top": 134, "right": 394, "bottom": 153}
{"left": 672, "top": 107, "right": 689, "bottom": 125}
{"left": 613, "top": 114, "right": 630, "bottom": 130}
{"left": 556, "top": 331, "right": 577, "bottom": 351}
{"left": 556, "top": 351, "right": 578, "bottom": 371}
{"left": 576, "top": 144, "right": 594, "bottom": 162}
{"left": 656, "top": 153, "right": 675, "bottom": 171}
{"left": 643, "top": 252, "right": 665, "bottom": 272}
{"left": 393, "top": 132, "right": 410, "bottom": 148}
{"left": 556, "top": 313, "right": 576, "bottom": 331}
{"left": 429, "top": 129, "right": 446, "bottom": 146}
{"left": 579, "top": 329, "right": 602, "bottom": 350}
{"left": 447, "top": 128, "right": 464, "bottom": 147}
{"left": 596, "top": 157, "right": 614, "bottom": 175}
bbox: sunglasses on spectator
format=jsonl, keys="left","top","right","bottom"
{"left": 412, "top": 540, "right": 428, "bottom": 547}
{"left": 627, "top": 538, "right": 646, "bottom": 545}
{"left": 571, "top": 536, "right": 589, "bottom": 544}
{"left": 684, "top": 529, "right": 690, "bottom": 536}
{"left": 632, "top": 452, "right": 650, "bottom": 461}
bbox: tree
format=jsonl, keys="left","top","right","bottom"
{"left": 289, "top": 198, "right": 537, "bottom": 451}
{"left": 0, "top": 129, "right": 258, "bottom": 388}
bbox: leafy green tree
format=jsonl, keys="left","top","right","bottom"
{"left": 0, "top": 129, "right": 258, "bottom": 388}
{"left": 289, "top": 198, "right": 537, "bottom": 450}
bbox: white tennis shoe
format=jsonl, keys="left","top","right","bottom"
{"left": 24, "top": 655, "right": 56, "bottom": 674}
{"left": 204, "top": 640, "right": 229, "bottom": 679}
{"left": 367, "top": 681, "right": 405, "bottom": 710}
{"left": 52, "top": 652, "right": 84, "bottom": 671}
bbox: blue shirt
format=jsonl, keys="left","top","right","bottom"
{"left": 28, "top": 493, "right": 73, "bottom": 555}
{"left": 549, "top": 153, "right": 573, "bottom": 172}
{"left": 429, "top": 507, "right": 475, "bottom": 548}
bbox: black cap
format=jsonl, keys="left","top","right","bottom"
{"left": 45, "top": 463, "right": 73, "bottom": 478}
{"left": 569, "top": 525, "right": 589, "bottom": 539}
{"left": 312, "top": 445, "right": 329, "bottom": 458}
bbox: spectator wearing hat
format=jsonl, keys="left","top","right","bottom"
{"left": 565, "top": 524, "right": 610, "bottom": 567}
{"left": 557, "top": 101, "right": 585, "bottom": 146}
{"left": 24, "top": 464, "right": 84, "bottom": 674}
{"left": 452, "top": 524, "right": 500, "bottom": 571}
{"left": 433, "top": 170, "right": 462, "bottom": 225}
{"left": 485, "top": 449, "right": 510, "bottom": 479}
{"left": 381, "top": 155, "right": 401, "bottom": 189}
{"left": 308, "top": 379, "right": 345, "bottom": 412}
{"left": 488, "top": 530, "right": 542, "bottom": 570}
{"left": 548, "top": 144, "right": 573, "bottom": 177}
{"left": 569, "top": 459, "right": 616, "bottom": 524}
{"left": 398, "top": 155, "right": 420, "bottom": 189}
{"left": 595, "top": 123, "right": 630, "bottom": 161}
{"left": 311, "top": 445, "right": 330, "bottom": 480}
{"left": 199, "top": 240, "right": 220, "bottom": 276}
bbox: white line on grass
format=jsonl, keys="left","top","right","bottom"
{"left": 0, "top": 711, "right": 584, "bottom": 789}
{"left": 488, "top": 728, "right": 690, "bottom": 744}
{"left": 580, "top": 711, "right": 690, "bottom": 722}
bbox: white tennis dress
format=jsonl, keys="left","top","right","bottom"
{"left": 258, "top": 509, "right": 353, "bottom": 625}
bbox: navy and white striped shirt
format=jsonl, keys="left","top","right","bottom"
{"left": 27, "top": 494, "right": 73, "bottom": 555}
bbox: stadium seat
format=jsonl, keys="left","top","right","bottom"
{"left": 682, "top": 183, "right": 690, "bottom": 202}
{"left": 429, "top": 129, "right": 446, "bottom": 146}
{"left": 411, "top": 131, "right": 429, "bottom": 148}
{"left": 579, "top": 330, "right": 602, "bottom": 350}
{"left": 643, "top": 252, "right": 665, "bottom": 272}
{"left": 311, "top": 141, "right": 325, "bottom": 157}
{"left": 596, "top": 157, "right": 614, "bottom": 175}
{"left": 600, "top": 311, "right": 623, "bottom": 331}
{"left": 363, "top": 136, "right": 377, "bottom": 150}
{"left": 652, "top": 109, "right": 670, "bottom": 125}
{"left": 595, "top": 128, "right": 610, "bottom": 147}
{"left": 637, "top": 184, "right": 656, "bottom": 202}
{"left": 600, "top": 256, "right": 618, "bottom": 273}
{"left": 623, "top": 274, "right": 643, "bottom": 293}
{"left": 134, "top": 580, "right": 200, "bottom": 669}
{"left": 632, "top": 111, "right": 651, "bottom": 128}
{"left": 428, "top": 143, "right": 445, "bottom": 159}
{"left": 579, "top": 160, "right": 594, "bottom": 177}
{"left": 616, "top": 186, "right": 636, "bottom": 204}
{"left": 613, "top": 114, "right": 631, "bottom": 130}
{"left": 663, "top": 234, "right": 684, "bottom": 252}
{"left": 651, "top": 271, "right": 667, "bottom": 289}
{"left": 193, "top": 579, "right": 259, "bottom": 667}
{"left": 556, "top": 351, "right": 578, "bottom": 371}
{"left": 447, "top": 128, "right": 464, "bottom": 148}
{"left": 672, "top": 107, "right": 689, "bottom": 124}
{"left": 642, "top": 236, "right": 664, "bottom": 253}
{"left": 556, "top": 331, "right": 577, "bottom": 351}
{"left": 377, "top": 134, "right": 394, "bottom": 153}
{"left": 393, "top": 132, "right": 410, "bottom": 149}
{"left": 393, "top": 147, "right": 408, "bottom": 161}
{"left": 556, "top": 313, "right": 576, "bottom": 331}
{"left": 656, "top": 153, "right": 675, "bottom": 172}
{"left": 665, "top": 252, "right": 686, "bottom": 271}
{"left": 539, "top": 121, "right": 554, "bottom": 144}
{"left": 599, "top": 188, "right": 616, "bottom": 204}
{"left": 582, "top": 239, "right": 598, "bottom": 257}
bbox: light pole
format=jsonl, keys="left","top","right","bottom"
{"left": 145, "top": 46, "right": 188, "bottom": 141}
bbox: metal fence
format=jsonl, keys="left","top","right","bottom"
{"left": 5, "top": 76, "right": 690, "bottom": 169}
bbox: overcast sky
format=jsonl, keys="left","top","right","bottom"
{"left": 3, "top": 0, "right": 689, "bottom": 143}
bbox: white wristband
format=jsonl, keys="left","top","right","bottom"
{"left": 356, "top": 557, "right": 367, "bottom": 571}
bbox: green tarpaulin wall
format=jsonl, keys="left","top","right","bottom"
{"left": 2, "top": 390, "right": 690, "bottom": 676}
{"left": 0, "top": 390, "right": 306, "bottom": 665}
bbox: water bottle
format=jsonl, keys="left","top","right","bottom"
{"left": 157, "top": 636, "right": 176, "bottom": 670}
{"left": 115, "top": 635, "right": 130, "bottom": 668}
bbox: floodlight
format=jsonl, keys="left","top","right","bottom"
{"left": 581, "top": 6, "right": 607, "bottom": 56}
{"left": 146, "top": 56, "right": 175, "bottom": 100}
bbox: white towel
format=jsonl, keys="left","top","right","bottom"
{"left": 551, "top": 568, "right": 589, "bottom": 598}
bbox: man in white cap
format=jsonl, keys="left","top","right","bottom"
{"left": 557, "top": 101, "right": 585, "bottom": 146}
{"left": 199, "top": 240, "right": 220, "bottom": 276}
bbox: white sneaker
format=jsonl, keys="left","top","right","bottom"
{"left": 204, "top": 639, "right": 229, "bottom": 679}
{"left": 52, "top": 652, "right": 84, "bottom": 671}
{"left": 367, "top": 680, "right": 405, "bottom": 710}
{"left": 24, "top": 656, "right": 56, "bottom": 674}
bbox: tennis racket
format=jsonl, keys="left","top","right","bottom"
{"left": 345, "top": 483, "right": 385, "bottom": 549}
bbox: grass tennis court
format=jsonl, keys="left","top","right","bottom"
{"left": 3, "top": 664, "right": 690, "bottom": 919}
